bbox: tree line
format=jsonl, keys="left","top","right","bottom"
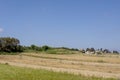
{"left": 23, "top": 45, "right": 79, "bottom": 52}
{"left": 0, "top": 37, "right": 119, "bottom": 54}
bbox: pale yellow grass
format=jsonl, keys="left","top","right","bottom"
{"left": 23, "top": 53, "right": 120, "bottom": 64}
{"left": 0, "top": 53, "right": 120, "bottom": 78}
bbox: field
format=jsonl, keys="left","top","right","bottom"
{"left": 0, "top": 52, "right": 120, "bottom": 80}
{"left": 0, "top": 64, "right": 115, "bottom": 80}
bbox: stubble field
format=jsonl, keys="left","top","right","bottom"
{"left": 0, "top": 52, "right": 120, "bottom": 80}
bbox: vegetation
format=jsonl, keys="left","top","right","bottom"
{"left": 0, "top": 37, "right": 23, "bottom": 53}
{"left": 23, "top": 45, "right": 79, "bottom": 54}
{"left": 113, "top": 50, "right": 119, "bottom": 54}
{"left": 0, "top": 37, "right": 119, "bottom": 55}
{"left": 0, "top": 64, "right": 115, "bottom": 80}
{"left": 46, "top": 48, "right": 75, "bottom": 54}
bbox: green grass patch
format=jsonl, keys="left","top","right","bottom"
{"left": 46, "top": 48, "right": 74, "bottom": 54}
{"left": 0, "top": 64, "right": 115, "bottom": 80}
{"left": 96, "top": 60, "right": 106, "bottom": 63}
{"left": 0, "top": 52, "right": 20, "bottom": 55}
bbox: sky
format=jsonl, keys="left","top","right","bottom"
{"left": 0, "top": 0, "right": 120, "bottom": 50}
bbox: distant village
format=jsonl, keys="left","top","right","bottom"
{"left": 80, "top": 48, "right": 119, "bottom": 55}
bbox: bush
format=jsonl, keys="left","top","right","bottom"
{"left": 41, "top": 45, "right": 50, "bottom": 51}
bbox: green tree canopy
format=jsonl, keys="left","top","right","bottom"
{"left": 0, "top": 37, "right": 23, "bottom": 52}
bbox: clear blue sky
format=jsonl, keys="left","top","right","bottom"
{"left": 0, "top": 0, "right": 120, "bottom": 50}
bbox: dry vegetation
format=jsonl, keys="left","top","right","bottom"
{"left": 0, "top": 52, "right": 120, "bottom": 79}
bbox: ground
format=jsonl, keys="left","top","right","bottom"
{"left": 0, "top": 53, "right": 120, "bottom": 79}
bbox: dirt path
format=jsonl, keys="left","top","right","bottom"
{"left": 0, "top": 60, "right": 120, "bottom": 79}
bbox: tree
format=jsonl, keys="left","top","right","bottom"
{"left": 86, "top": 48, "right": 95, "bottom": 52}
{"left": 90, "top": 48, "right": 95, "bottom": 52}
{"left": 80, "top": 49, "right": 85, "bottom": 53}
{"left": 0, "top": 37, "right": 22, "bottom": 52}
{"left": 113, "top": 50, "right": 119, "bottom": 54}
{"left": 103, "top": 49, "right": 111, "bottom": 53}
{"left": 30, "top": 44, "right": 37, "bottom": 50}
{"left": 41, "top": 45, "right": 50, "bottom": 51}
{"left": 86, "top": 48, "right": 90, "bottom": 52}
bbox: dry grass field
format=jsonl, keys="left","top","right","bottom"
{"left": 0, "top": 53, "right": 120, "bottom": 79}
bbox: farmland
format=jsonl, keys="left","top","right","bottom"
{"left": 0, "top": 52, "right": 120, "bottom": 80}
{"left": 0, "top": 63, "right": 115, "bottom": 80}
